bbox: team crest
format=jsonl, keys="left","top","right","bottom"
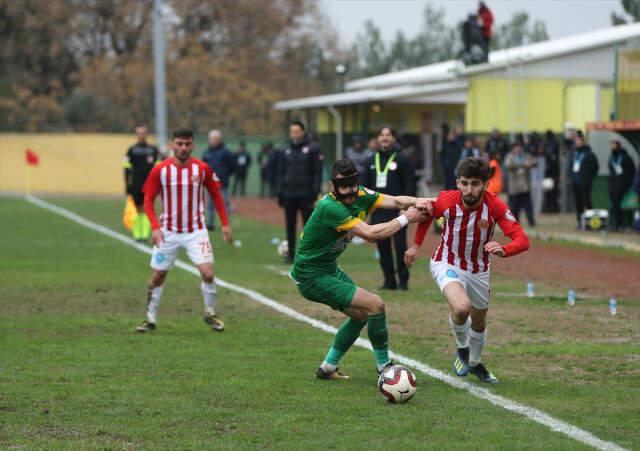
{"left": 505, "top": 210, "right": 516, "bottom": 221}
{"left": 478, "top": 219, "right": 489, "bottom": 229}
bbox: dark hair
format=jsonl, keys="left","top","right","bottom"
{"left": 377, "top": 124, "right": 397, "bottom": 138}
{"left": 172, "top": 128, "right": 194, "bottom": 139}
{"left": 290, "top": 120, "right": 305, "bottom": 131}
{"left": 330, "top": 159, "right": 357, "bottom": 178}
{"left": 457, "top": 157, "right": 490, "bottom": 182}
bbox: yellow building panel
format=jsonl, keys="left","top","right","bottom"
{"left": 600, "top": 87, "right": 613, "bottom": 122}
{"left": 564, "top": 83, "right": 597, "bottom": 131}
{"left": 466, "top": 79, "right": 565, "bottom": 133}
{"left": 0, "top": 134, "right": 148, "bottom": 195}
{"left": 317, "top": 110, "right": 331, "bottom": 133}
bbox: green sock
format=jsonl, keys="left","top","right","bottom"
{"left": 324, "top": 318, "right": 367, "bottom": 365}
{"left": 368, "top": 312, "right": 390, "bottom": 368}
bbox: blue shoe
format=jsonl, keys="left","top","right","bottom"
{"left": 469, "top": 362, "right": 499, "bottom": 384}
{"left": 453, "top": 347, "right": 470, "bottom": 376}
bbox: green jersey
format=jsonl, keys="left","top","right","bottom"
{"left": 291, "top": 187, "right": 384, "bottom": 279}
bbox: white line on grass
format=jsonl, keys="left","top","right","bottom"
{"left": 26, "top": 195, "right": 626, "bottom": 451}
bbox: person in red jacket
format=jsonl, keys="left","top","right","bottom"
{"left": 136, "top": 128, "right": 233, "bottom": 334}
{"left": 477, "top": 1, "right": 494, "bottom": 61}
{"left": 405, "top": 157, "right": 529, "bottom": 384}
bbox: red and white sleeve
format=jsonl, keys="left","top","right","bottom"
{"left": 493, "top": 197, "right": 530, "bottom": 257}
{"left": 143, "top": 165, "right": 162, "bottom": 230}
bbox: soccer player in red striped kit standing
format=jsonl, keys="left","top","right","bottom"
{"left": 405, "top": 157, "right": 529, "bottom": 383}
{"left": 136, "top": 128, "right": 233, "bottom": 333}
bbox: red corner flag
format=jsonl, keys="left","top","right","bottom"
{"left": 25, "top": 148, "right": 39, "bottom": 166}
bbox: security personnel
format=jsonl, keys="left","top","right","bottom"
{"left": 278, "top": 120, "right": 324, "bottom": 263}
{"left": 362, "top": 124, "right": 417, "bottom": 290}
{"left": 123, "top": 125, "right": 161, "bottom": 242}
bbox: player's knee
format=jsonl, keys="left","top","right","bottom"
{"left": 451, "top": 305, "right": 470, "bottom": 321}
{"left": 368, "top": 295, "right": 385, "bottom": 314}
{"left": 200, "top": 270, "right": 214, "bottom": 283}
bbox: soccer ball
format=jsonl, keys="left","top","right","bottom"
{"left": 277, "top": 240, "right": 289, "bottom": 258}
{"left": 378, "top": 365, "right": 417, "bottom": 403}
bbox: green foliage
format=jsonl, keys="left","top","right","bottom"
{"left": 611, "top": 0, "right": 640, "bottom": 24}
{"left": 490, "top": 12, "right": 550, "bottom": 50}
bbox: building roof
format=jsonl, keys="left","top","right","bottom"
{"left": 347, "top": 23, "right": 640, "bottom": 91}
{"left": 275, "top": 23, "right": 640, "bottom": 111}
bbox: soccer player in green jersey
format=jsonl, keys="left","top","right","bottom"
{"left": 289, "top": 159, "right": 429, "bottom": 380}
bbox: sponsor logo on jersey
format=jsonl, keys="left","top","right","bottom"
{"left": 505, "top": 210, "right": 516, "bottom": 221}
{"left": 446, "top": 269, "right": 459, "bottom": 279}
{"left": 478, "top": 219, "right": 489, "bottom": 229}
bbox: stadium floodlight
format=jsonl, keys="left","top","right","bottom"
{"left": 153, "top": 0, "right": 168, "bottom": 156}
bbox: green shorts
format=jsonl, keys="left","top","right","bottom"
{"left": 292, "top": 268, "right": 358, "bottom": 311}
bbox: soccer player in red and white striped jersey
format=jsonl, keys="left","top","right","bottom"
{"left": 405, "top": 157, "right": 529, "bottom": 384}
{"left": 135, "top": 128, "right": 233, "bottom": 333}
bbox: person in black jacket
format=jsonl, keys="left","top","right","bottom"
{"left": 608, "top": 140, "right": 636, "bottom": 231}
{"left": 123, "top": 125, "right": 161, "bottom": 242}
{"left": 362, "top": 124, "right": 417, "bottom": 290}
{"left": 202, "top": 130, "right": 235, "bottom": 230}
{"left": 570, "top": 134, "right": 599, "bottom": 226}
{"left": 278, "top": 120, "right": 324, "bottom": 263}
{"left": 542, "top": 130, "right": 560, "bottom": 213}
{"left": 232, "top": 141, "right": 252, "bottom": 197}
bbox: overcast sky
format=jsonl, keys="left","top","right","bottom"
{"left": 322, "top": 0, "right": 628, "bottom": 45}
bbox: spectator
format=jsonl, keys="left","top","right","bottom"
{"left": 460, "top": 137, "right": 481, "bottom": 162}
{"left": 454, "top": 125, "right": 466, "bottom": 149}
{"left": 278, "top": 120, "right": 324, "bottom": 263}
{"left": 367, "top": 135, "right": 378, "bottom": 154}
{"left": 485, "top": 128, "right": 508, "bottom": 161}
{"left": 527, "top": 132, "right": 546, "bottom": 218}
{"left": 487, "top": 151, "right": 503, "bottom": 195}
{"left": 542, "top": 130, "right": 560, "bottom": 213}
{"left": 258, "top": 142, "right": 277, "bottom": 198}
{"left": 266, "top": 144, "right": 281, "bottom": 198}
{"left": 441, "top": 130, "right": 461, "bottom": 190}
{"left": 362, "top": 124, "right": 417, "bottom": 290}
{"left": 202, "top": 129, "right": 235, "bottom": 230}
{"left": 232, "top": 141, "right": 252, "bottom": 197}
{"left": 477, "top": 2, "right": 494, "bottom": 61}
{"left": 505, "top": 143, "right": 536, "bottom": 226}
{"left": 345, "top": 135, "right": 372, "bottom": 185}
{"left": 608, "top": 140, "right": 636, "bottom": 231}
{"left": 570, "top": 134, "right": 599, "bottom": 226}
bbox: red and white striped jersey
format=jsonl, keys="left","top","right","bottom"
{"left": 143, "top": 157, "right": 229, "bottom": 233}
{"left": 415, "top": 190, "right": 529, "bottom": 273}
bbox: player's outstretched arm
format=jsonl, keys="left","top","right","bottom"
{"left": 380, "top": 194, "right": 436, "bottom": 214}
{"left": 350, "top": 206, "right": 427, "bottom": 242}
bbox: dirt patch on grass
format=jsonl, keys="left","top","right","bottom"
{"left": 234, "top": 196, "right": 640, "bottom": 300}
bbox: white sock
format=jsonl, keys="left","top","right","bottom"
{"left": 449, "top": 315, "right": 471, "bottom": 348}
{"left": 320, "top": 361, "right": 338, "bottom": 373}
{"left": 469, "top": 328, "right": 487, "bottom": 366}
{"left": 146, "top": 285, "right": 164, "bottom": 324}
{"left": 201, "top": 281, "right": 217, "bottom": 316}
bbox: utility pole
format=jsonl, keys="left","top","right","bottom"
{"left": 153, "top": 0, "right": 168, "bottom": 155}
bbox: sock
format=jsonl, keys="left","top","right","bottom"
{"left": 146, "top": 285, "right": 164, "bottom": 323}
{"left": 449, "top": 315, "right": 471, "bottom": 348}
{"left": 201, "top": 281, "right": 217, "bottom": 316}
{"left": 367, "top": 313, "right": 390, "bottom": 369}
{"left": 469, "top": 328, "right": 487, "bottom": 366}
{"left": 321, "top": 318, "right": 367, "bottom": 371}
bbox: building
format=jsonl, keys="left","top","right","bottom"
{"left": 274, "top": 23, "right": 640, "bottom": 205}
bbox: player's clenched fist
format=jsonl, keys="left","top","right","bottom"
{"left": 404, "top": 244, "right": 420, "bottom": 268}
{"left": 404, "top": 206, "right": 429, "bottom": 223}
{"left": 221, "top": 225, "right": 233, "bottom": 244}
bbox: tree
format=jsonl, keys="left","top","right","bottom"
{"left": 611, "top": 0, "right": 640, "bottom": 24}
{"left": 491, "top": 12, "right": 549, "bottom": 50}
{"left": 353, "top": 20, "right": 391, "bottom": 77}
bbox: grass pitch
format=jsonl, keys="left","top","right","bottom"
{"left": 1, "top": 197, "right": 638, "bottom": 449}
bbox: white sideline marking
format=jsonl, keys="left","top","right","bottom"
{"left": 26, "top": 195, "right": 626, "bottom": 451}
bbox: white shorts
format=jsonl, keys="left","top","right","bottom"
{"left": 150, "top": 229, "right": 214, "bottom": 271}
{"left": 429, "top": 259, "right": 490, "bottom": 309}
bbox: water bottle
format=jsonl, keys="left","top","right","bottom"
{"left": 609, "top": 296, "right": 617, "bottom": 316}
{"left": 567, "top": 289, "right": 576, "bottom": 306}
{"left": 526, "top": 282, "right": 535, "bottom": 298}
